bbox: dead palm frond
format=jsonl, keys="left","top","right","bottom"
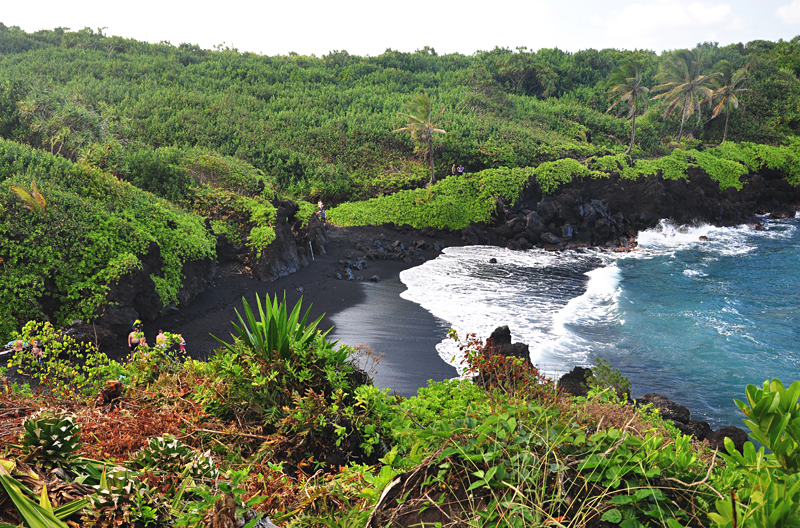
{"left": 11, "top": 181, "right": 47, "bottom": 215}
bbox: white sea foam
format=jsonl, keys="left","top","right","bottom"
{"left": 683, "top": 269, "right": 707, "bottom": 277}
{"left": 400, "top": 245, "right": 618, "bottom": 376}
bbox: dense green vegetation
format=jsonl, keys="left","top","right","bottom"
{"left": 0, "top": 140, "right": 215, "bottom": 337}
{"left": 0, "top": 22, "right": 798, "bottom": 342}
{"left": 1, "top": 25, "right": 800, "bottom": 203}
{"left": 2, "top": 296, "right": 799, "bottom": 527}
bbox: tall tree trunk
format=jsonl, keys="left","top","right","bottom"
{"left": 723, "top": 101, "right": 730, "bottom": 142}
{"left": 677, "top": 93, "right": 689, "bottom": 141}
{"left": 626, "top": 102, "right": 637, "bottom": 155}
{"left": 428, "top": 133, "right": 435, "bottom": 186}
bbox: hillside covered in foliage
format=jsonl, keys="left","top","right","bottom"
{"left": 1, "top": 24, "right": 800, "bottom": 203}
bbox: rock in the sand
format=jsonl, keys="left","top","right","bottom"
{"left": 335, "top": 273, "right": 342, "bottom": 280}
{"left": 488, "top": 325, "right": 512, "bottom": 346}
{"left": 369, "top": 275, "right": 380, "bottom": 282}
{"left": 557, "top": 366, "right": 593, "bottom": 397}
{"left": 541, "top": 232, "right": 560, "bottom": 244}
{"left": 486, "top": 326, "right": 532, "bottom": 367}
{"left": 346, "top": 268, "right": 355, "bottom": 281}
{"left": 356, "top": 276, "right": 363, "bottom": 280}
{"left": 638, "top": 393, "right": 691, "bottom": 424}
{"left": 489, "top": 257, "right": 497, "bottom": 263}
{"left": 706, "top": 425, "right": 749, "bottom": 454}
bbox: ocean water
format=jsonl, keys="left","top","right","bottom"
{"left": 400, "top": 215, "right": 800, "bottom": 429}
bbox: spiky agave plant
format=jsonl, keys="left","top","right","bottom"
{"left": 21, "top": 412, "right": 83, "bottom": 468}
{"left": 86, "top": 466, "right": 161, "bottom": 527}
{"left": 212, "top": 292, "right": 332, "bottom": 361}
{"left": 134, "top": 434, "right": 217, "bottom": 481}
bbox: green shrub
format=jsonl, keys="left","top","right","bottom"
{"left": 329, "top": 167, "right": 533, "bottom": 229}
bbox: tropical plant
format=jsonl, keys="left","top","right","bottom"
{"left": 0, "top": 458, "right": 89, "bottom": 528}
{"left": 604, "top": 60, "right": 649, "bottom": 154}
{"left": 21, "top": 412, "right": 83, "bottom": 468}
{"left": 652, "top": 49, "right": 721, "bottom": 141}
{"left": 711, "top": 60, "right": 751, "bottom": 142}
{"left": 135, "top": 434, "right": 217, "bottom": 481}
{"left": 212, "top": 293, "right": 332, "bottom": 361}
{"left": 10, "top": 180, "right": 47, "bottom": 214}
{"left": 393, "top": 93, "right": 447, "bottom": 185}
{"left": 709, "top": 379, "right": 800, "bottom": 528}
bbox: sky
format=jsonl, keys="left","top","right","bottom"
{"left": 2, "top": 0, "right": 800, "bottom": 57}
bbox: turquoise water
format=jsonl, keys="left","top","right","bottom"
{"left": 401, "top": 215, "right": 800, "bottom": 429}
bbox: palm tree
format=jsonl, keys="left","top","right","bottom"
{"left": 711, "top": 60, "right": 750, "bottom": 142}
{"left": 393, "top": 93, "right": 447, "bottom": 185}
{"left": 651, "top": 50, "right": 720, "bottom": 141}
{"left": 604, "top": 60, "right": 650, "bottom": 155}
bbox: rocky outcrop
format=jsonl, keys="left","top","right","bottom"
{"left": 95, "top": 242, "right": 216, "bottom": 336}
{"left": 251, "top": 203, "right": 303, "bottom": 281}
{"left": 93, "top": 199, "right": 327, "bottom": 338}
{"left": 557, "top": 366, "right": 593, "bottom": 398}
{"left": 636, "top": 393, "right": 714, "bottom": 440}
{"left": 706, "top": 425, "right": 749, "bottom": 453}
{"left": 332, "top": 234, "right": 446, "bottom": 280}
{"left": 486, "top": 325, "right": 532, "bottom": 367}
{"left": 460, "top": 168, "right": 800, "bottom": 251}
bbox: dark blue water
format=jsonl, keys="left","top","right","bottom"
{"left": 591, "top": 218, "right": 800, "bottom": 428}
{"left": 401, "top": 216, "right": 800, "bottom": 429}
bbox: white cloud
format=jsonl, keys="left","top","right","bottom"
{"left": 589, "top": 0, "right": 750, "bottom": 50}
{"left": 776, "top": 0, "right": 800, "bottom": 24}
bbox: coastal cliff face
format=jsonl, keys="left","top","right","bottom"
{"left": 94, "top": 201, "right": 329, "bottom": 338}
{"left": 462, "top": 168, "right": 800, "bottom": 250}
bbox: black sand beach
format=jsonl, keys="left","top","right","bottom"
{"left": 106, "top": 224, "right": 463, "bottom": 397}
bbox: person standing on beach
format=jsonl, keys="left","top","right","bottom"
{"left": 318, "top": 200, "right": 327, "bottom": 222}
{"left": 156, "top": 329, "right": 167, "bottom": 348}
{"left": 179, "top": 334, "right": 186, "bottom": 354}
{"left": 128, "top": 325, "right": 141, "bottom": 352}
{"left": 457, "top": 164, "right": 465, "bottom": 176}
{"left": 451, "top": 163, "right": 456, "bottom": 176}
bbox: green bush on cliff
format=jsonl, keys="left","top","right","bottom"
{"left": 329, "top": 167, "right": 534, "bottom": 229}
{"left": 533, "top": 157, "right": 606, "bottom": 193}
{"left": 0, "top": 139, "right": 214, "bottom": 336}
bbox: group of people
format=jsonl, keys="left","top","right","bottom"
{"left": 9, "top": 338, "right": 43, "bottom": 367}
{"left": 127, "top": 324, "right": 186, "bottom": 354}
{"left": 451, "top": 164, "right": 465, "bottom": 177}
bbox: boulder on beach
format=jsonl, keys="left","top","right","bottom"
{"left": 484, "top": 326, "right": 532, "bottom": 368}
{"left": 706, "top": 425, "right": 749, "bottom": 454}
{"left": 557, "top": 366, "right": 593, "bottom": 397}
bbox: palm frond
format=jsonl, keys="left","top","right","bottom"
{"left": 10, "top": 182, "right": 47, "bottom": 215}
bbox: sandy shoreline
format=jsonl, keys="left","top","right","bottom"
{"left": 104, "top": 224, "right": 464, "bottom": 397}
